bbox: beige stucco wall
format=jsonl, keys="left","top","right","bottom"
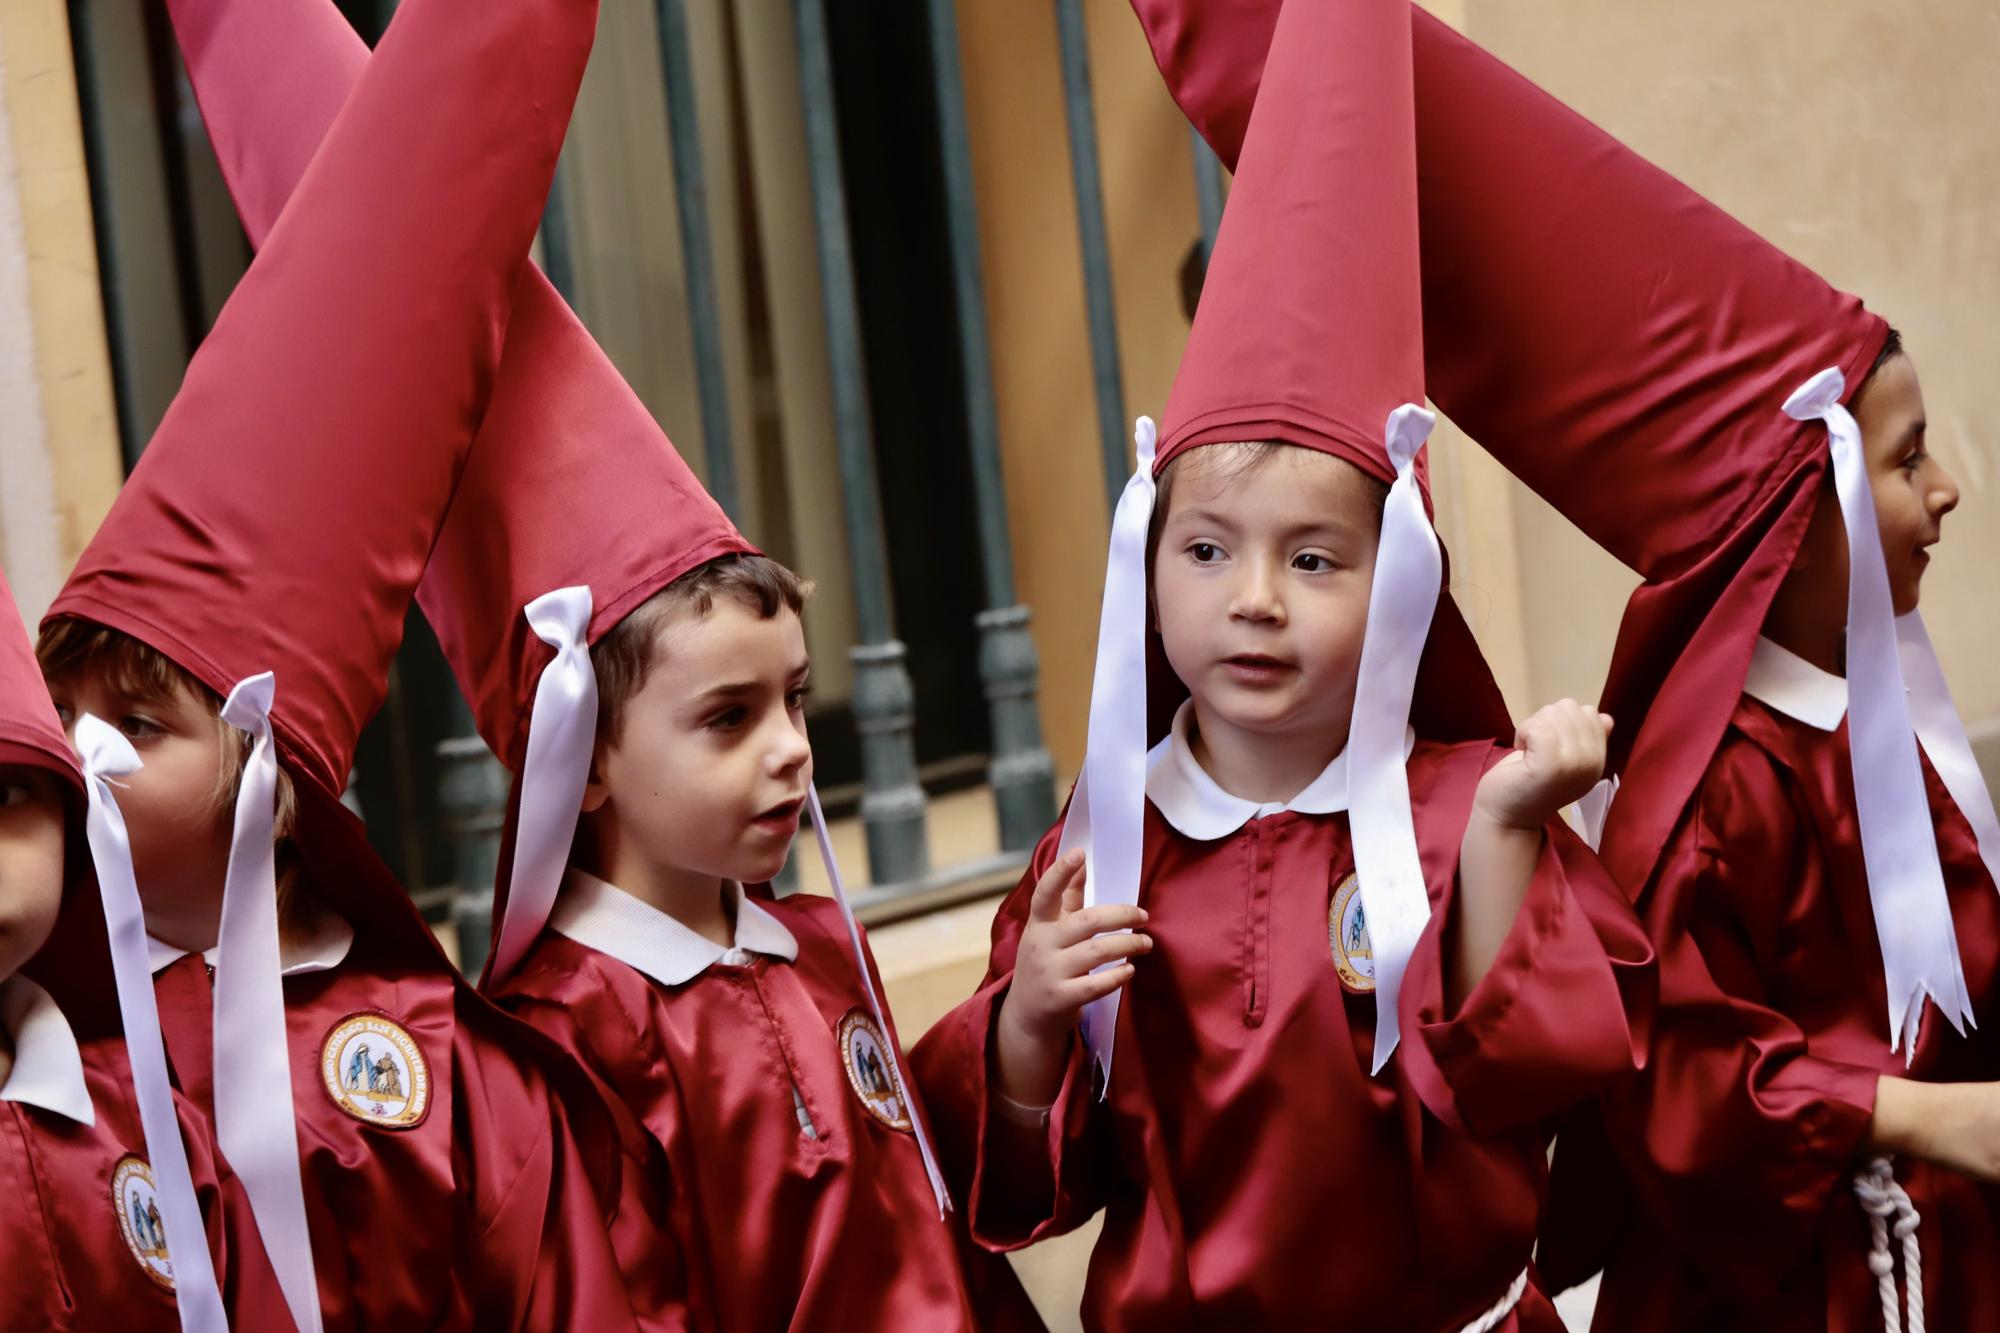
{"left": 0, "top": 2, "right": 124, "bottom": 621}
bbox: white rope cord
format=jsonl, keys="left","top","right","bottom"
{"left": 1457, "top": 1267, "right": 1529, "bottom": 1333}
{"left": 1852, "top": 1156, "right": 1925, "bottom": 1333}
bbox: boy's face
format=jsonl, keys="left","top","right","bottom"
{"left": 46, "top": 671, "right": 232, "bottom": 948}
{"left": 584, "top": 601, "right": 813, "bottom": 889}
{"left": 0, "top": 764, "right": 67, "bottom": 983}
{"left": 1152, "top": 444, "right": 1380, "bottom": 752}
{"left": 1853, "top": 354, "right": 1958, "bottom": 615}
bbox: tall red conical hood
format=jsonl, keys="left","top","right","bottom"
{"left": 155, "top": 0, "right": 752, "bottom": 992}
{"left": 1157, "top": 0, "right": 1423, "bottom": 477}
{"left": 1132, "top": 0, "right": 1986, "bottom": 1055}
{"left": 0, "top": 567, "right": 80, "bottom": 806}
{"left": 48, "top": 0, "right": 598, "bottom": 805}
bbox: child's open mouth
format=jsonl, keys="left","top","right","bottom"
{"left": 750, "top": 798, "right": 805, "bottom": 835}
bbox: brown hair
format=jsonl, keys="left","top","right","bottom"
{"left": 36, "top": 619, "right": 305, "bottom": 920}
{"left": 591, "top": 554, "right": 813, "bottom": 742}
{"left": 1145, "top": 440, "right": 1389, "bottom": 577}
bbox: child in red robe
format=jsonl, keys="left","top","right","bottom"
{"left": 910, "top": 2, "right": 1653, "bottom": 1327}
{"left": 37, "top": 0, "right": 651, "bottom": 1326}
{"left": 1129, "top": 2, "right": 2000, "bottom": 1327}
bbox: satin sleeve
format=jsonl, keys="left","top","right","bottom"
{"left": 1396, "top": 744, "right": 1654, "bottom": 1136}
{"left": 909, "top": 817, "right": 1116, "bottom": 1251}
{"left": 1596, "top": 735, "right": 1879, "bottom": 1297}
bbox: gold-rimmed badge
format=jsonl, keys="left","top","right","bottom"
{"left": 837, "top": 1010, "right": 913, "bottom": 1132}
{"left": 111, "top": 1155, "right": 176, "bottom": 1290}
{"left": 321, "top": 1012, "right": 431, "bottom": 1129}
{"left": 1329, "top": 872, "right": 1375, "bottom": 994}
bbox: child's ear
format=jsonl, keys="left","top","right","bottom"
{"left": 578, "top": 740, "right": 613, "bottom": 815}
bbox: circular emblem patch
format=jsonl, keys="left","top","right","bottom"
{"left": 321, "top": 1013, "right": 431, "bottom": 1128}
{"left": 837, "top": 1010, "right": 912, "bottom": 1132}
{"left": 1328, "top": 872, "right": 1375, "bottom": 994}
{"left": 111, "top": 1155, "right": 176, "bottom": 1290}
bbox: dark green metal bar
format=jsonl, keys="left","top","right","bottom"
{"left": 1053, "top": 0, "right": 1129, "bottom": 510}
{"left": 538, "top": 154, "right": 578, "bottom": 306}
{"left": 1191, "top": 126, "right": 1225, "bottom": 271}
{"left": 654, "top": 0, "right": 742, "bottom": 520}
{"left": 790, "top": 0, "right": 930, "bottom": 884}
{"left": 920, "top": 0, "right": 1055, "bottom": 852}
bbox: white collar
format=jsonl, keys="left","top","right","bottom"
{"left": 1145, "top": 699, "right": 1415, "bottom": 841}
{"left": 1743, "top": 636, "right": 1849, "bottom": 732}
{"left": 551, "top": 868, "right": 799, "bottom": 987}
{"left": 146, "top": 902, "right": 355, "bottom": 978}
{"left": 0, "top": 975, "right": 94, "bottom": 1125}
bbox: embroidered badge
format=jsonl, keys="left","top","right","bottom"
{"left": 837, "top": 1010, "right": 912, "bottom": 1132}
{"left": 321, "top": 1013, "right": 431, "bottom": 1128}
{"left": 1328, "top": 872, "right": 1375, "bottom": 994}
{"left": 111, "top": 1155, "right": 176, "bottom": 1290}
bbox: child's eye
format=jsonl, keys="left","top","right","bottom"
{"left": 1187, "top": 542, "right": 1223, "bottom": 563}
{"left": 1293, "top": 552, "right": 1334, "bottom": 573}
{"left": 707, "top": 706, "right": 749, "bottom": 732}
{"left": 53, "top": 704, "right": 74, "bottom": 727}
{"left": 120, "top": 715, "right": 164, "bottom": 741}
{"left": 1, "top": 782, "right": 34, "bottom": 808}
{"left": 1901, "top": 449, "right": 1928, "bottom": 472}
{"left": 786, "top": 685, "right": 814, "bottom": 713}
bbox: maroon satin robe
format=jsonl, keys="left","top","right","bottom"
{"left": 496, "top": 891, "right": 1046, "bottom": 1332}
{"left": 2, "top": 1026, "right": 290, "bottom": 1330}
{"left": 146, "top": 821, "right": 652, "bottom": 1331}
{"left": 1543, "top": 694, "right": 2000, "bottom": 1331}
{"left": 912, "top": 740, "right": 1653, "bottom": 1331}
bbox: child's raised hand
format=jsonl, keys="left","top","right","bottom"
{"left": 1473, "top": 699, "right": 1614, "bottom": 832}
{"left": 993, "top": 849, "right": 1151, "bottom": 1106}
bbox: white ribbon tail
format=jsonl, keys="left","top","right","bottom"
{"left": 1572, "top": 775, "right": 1619, "bottom": 853}
{"left": 213, "top": 674, "right": 323, "bottom": 1333}
{"left": 1069, "top": 416, "right": 1159, "bottom": 1089}
{"left": 1787, "top": 369, "right": 1970, "bottom": 1056}
{"left": 488, "top": 586, "right": 598, "bottom": 986}
{"left": 1900, "top": 611, "right": 2000, "bottom": 975}
{"left": 78, "top": 715, "right": 230, "bottom": 1333}
{"left": 804, "top": 786, "right": 952, "bottom": 1218}
{"left": 1349, "top": 404, "right": 1441, "bottom": 1075}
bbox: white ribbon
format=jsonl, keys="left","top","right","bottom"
{"left": 1900, "top": 612, "right": 2000, "bottom": 905}
{"left": 1348, "top": 404, "right": 1442, "bottom": 1073}
{"left": 213, "top": 674, "right": 322, "bottom": 1333}
{"left": 1574, "top": 776, "right": 1619, "bottom": 853}
{"left": 802, "top": 786, "right": 951, "bottom": 1217}
{"left": 487, "top": 586, "right": 598, "bottom": 985}
{"left": 1058, "top": 416, "right": 1158, "bottom": 1088}
{"left": 77, "top": 715, "right": 229, "bottom": 1333}
{"left": 1785, "top": 368, "right": 1972, "bottom": 1055}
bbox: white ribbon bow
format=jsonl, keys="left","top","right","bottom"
{"left": 802, "top": 787, "right": 951, "bottom": 1217}
{"left": 1058, "top": 416, "right": 1159, "bottom": 1087}
{"left": 213, "top": 674, "right": 323, "bottom": 1332}
{"left": 1348, "top": 404, "right": 1442, "bottom": 1072}
{"left": 1785, "top": 368, "right": 1972, "bottom": 1055}
{"left": 78, "top": 715, "right": 230, "bottom": 1333}
{"left": 488, "top": 586, "right": 599, "bottom": 986}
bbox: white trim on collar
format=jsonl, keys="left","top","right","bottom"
{"left": 146, "top": 902, "right": 355, "bottom": 979}
{"left": 551, "top": 867, "right": 799, "bottom": 987}
{"left": 1145, "top": 699, "right": 1416, "bottom": 842}
{"left": 0, "top": 975, "right": 94, "bottom": 1125}
{"left": 1743, "top": 636, "right": 1848, "bottom": 733}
